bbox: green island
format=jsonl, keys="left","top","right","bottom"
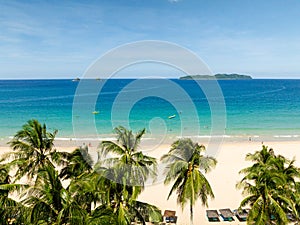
{"left": 179, "top": 73, "right": 252, "bottom": 80}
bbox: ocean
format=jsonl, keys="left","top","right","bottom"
{"left": 0, "top": 79, "right": 300, "bottom": 142}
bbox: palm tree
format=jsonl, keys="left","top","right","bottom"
{"left": 60, "top": 146, "right": 93, "bottom": 180}
{"left": 0, "top": 163, "right": 15, "bottom": 225}
{"left": 87, "top": 205, "right": 118, "bottom": 225}
{"left": 2, "top": 120, "right": 89, "bottom": 224}
{"left": 237, "top": 145, "right": 297, "bottom": 224}
{"left": 161, "top": 138, "right": 217, "bottom": 225}
{"left": 86, "top": 174, "right": 162, "bottom": 225}
{"left": 23, "top": 165, "right": 64, "bottom": 224}
{"left": 23, "top": 164, "right": 87, "bottom": 224}
{"left": 98, "top": 126, "right": 157, "bottom": 187}
{"left": 0, "top": 163, "right": 10, "bottom": 197}
{"left": 2, "top": 122, "right": 163, "bottom": 224}
{"left": 273, "top": 155, "right": 300, "bottom": 220}
{"left": 293, "top": 182, "right": 300, "bottom": 222}
{"left": 96, "top": 126, "right": 161, "bottom": 225}
{"left": 6, "top": 119, "right": 61, "bottom": 181}
{"left": 61, "top": 148, "right": 98, "bottom": 215}
{"left": 0, "top": 162, "right": 28, "bottom": 225}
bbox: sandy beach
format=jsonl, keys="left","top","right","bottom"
{"left": 1, "top": 138, "right": 300, "bottom": 224}
{"left": 138, "top": 140, "right": 300, "bottom": 225}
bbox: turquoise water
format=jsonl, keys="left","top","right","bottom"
{"left": 0, "top": 79, "right": 300, "bottom": 140}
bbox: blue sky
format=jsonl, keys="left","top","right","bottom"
{"left": 1, "top": 0, "right": 300, "bottom": 79}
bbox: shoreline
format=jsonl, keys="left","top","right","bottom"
{"left": 1, "top": 133, "right": 300, "bottom": 147}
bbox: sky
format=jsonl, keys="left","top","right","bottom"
{"left": 1, "top": 0, "right": 300, "bottom": 79}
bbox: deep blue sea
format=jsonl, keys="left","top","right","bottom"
{"left": 0, "top": 79, "right": 300, "bottom": 141}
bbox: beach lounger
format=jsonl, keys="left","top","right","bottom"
{"left": 163, "top": 210, "right": 177, "bottom": 224}
{"left": 219, "top": 208, "right": 235, "bottom": 221}
{"left": 234, "top": 208, "right": 249, "bottom": 221}
{"left": 206, "top": 210, "right": 220, "bottom": 222}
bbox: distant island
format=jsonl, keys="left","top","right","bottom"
{"left": 179, "top": 74, "right": 252, "bottom": 80}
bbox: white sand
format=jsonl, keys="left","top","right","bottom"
{"left": 1, "top": 139, "right": 300, "bottom": 224}
{"left": 138, "top": 140, "right": 300, "bottom": 225}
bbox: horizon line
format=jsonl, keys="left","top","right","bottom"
{"left": 0, "top": 77, "right": 300, "bottom": 80}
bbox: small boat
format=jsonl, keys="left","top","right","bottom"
{"left": 72, "top": 78, "right": 80, "bottom": 82}
{"left": 92, "top": 111, "right": 99, "bottom": 114}
{"left": 168, "top": 115, "right": 176, "bottom": 119}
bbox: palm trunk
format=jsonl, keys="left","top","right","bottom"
{"left": 190, "top": 203, "right": 193, "bottom": 225}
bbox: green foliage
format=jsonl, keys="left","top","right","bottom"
{"left": 6, "top": 119, "right": 59, "bottom": 181}
{"left": 96, "top": 126, "right": 161, "bottom": 225}
{"left": 0, "top": 163, "right": 29, "bottom": 224}
{"left": 0, "top": 121, "right": 162, "bottom": 225}
{"left": 98, "top": 126, "right": 157, "bottom": 187}
{"left": 59, "top": 146, "right": 93, "bottom": 180}
{"left": 161, "top": 138, "right": 217, "bottom": 225}
{"left": 238, "top": 145, "right": 300, "bottom": 224}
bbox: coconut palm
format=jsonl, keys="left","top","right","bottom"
{"left": 87, "top": 206, "right": 118, "bottom": 225}
{"left": 161, "top": 138, "right": 217, "bottom": 225}
{"left": 273, "top": 155, "right": 300, "bottom": 220}
{"left": 60, "top": 145, "right": 93, "bottom": 180}
{"left": 0, "top": 163, "right": 16, "bottom": 225}
{"left": 23, "top": 164, "right": 87, "bottom": 224}
{"left": 293, "top": 182, "right": 300, "bottom": 222}
{"left": 86, "top": 162, "right": 162, "bottom": 225}
{"left": 98, "top": 126, "right": 157, "bottom": 187}
{"left": 96, "top": 126, "right": 161, "bottom": 225}
{"left": 0, "top": 196, "right": 28, "bottom": 225}
{"left": 63, "top": 148, "right": 99, "bottom": 215}
{"left": 23, "top": 165, "right": 64, "bottom": 224}
{"left": 2, "top": 122, "right": 162, "bottom": 224}
{"left": 86, "top": 176, "right": 162, "bottom": 225}
{"left": 0, "top": 162, "right": 28, "bottom": 225}
{"left": 6, "top": 119, "right": 62, "bottom": 181}
{"left": 0, "top": 163, "right": 10, "bottom": 197}
{"left": 237, "top": 145, "right": 297, "bottom": 224}
{"left": 97, "top": 126, "right": 157, "bottom": 202}
{"left": 2, "top": 120, "right": 90, "bottom": 224}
